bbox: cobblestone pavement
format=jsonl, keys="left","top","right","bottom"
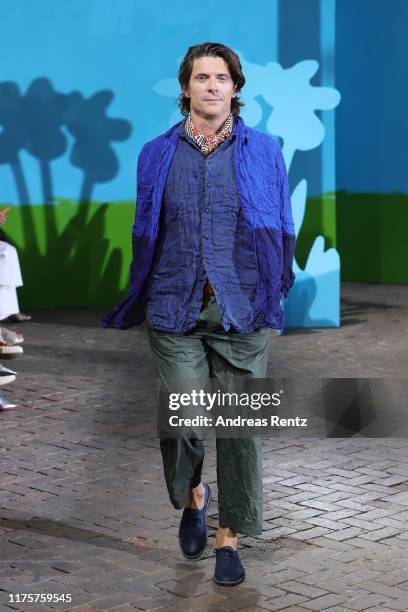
{"left": 0, "top": 282, "right": 407, "bottom": 612}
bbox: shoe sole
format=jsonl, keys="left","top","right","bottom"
{"left": 0, "top": 346, "right": 23, "bottom": 357}
{"left": 179, "top": 484, "right": 211, "bottom": 560}
{"left": 0, "top": 375, "right": 16, "bottom": 385}
{"left": 213, "top": 572, "right": 246, "bottom": 586}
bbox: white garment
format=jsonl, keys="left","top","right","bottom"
{"left": 0, "top": 242, "right": 23, "bottom": 321}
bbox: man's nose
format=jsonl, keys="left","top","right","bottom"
{"left": 207, "top": 77, "right": 218, "bottom": 91}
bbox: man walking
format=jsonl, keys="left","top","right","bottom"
{"left": 103, "top": 42, "right": 296, "bottom": 585}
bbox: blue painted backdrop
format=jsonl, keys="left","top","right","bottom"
{"left": 0, "top": 0, "right": 406, "bottom": 320}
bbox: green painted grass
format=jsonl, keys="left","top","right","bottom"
{"left": 1, "top": 191, "right": 406, "bottom": 310}
{"left": 3, "top": 198, "right": 134, "bottom": 308}
{"left": 295, "top": 190, "right": 408, "bottom": 285}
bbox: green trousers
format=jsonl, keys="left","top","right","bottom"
{"left": 146, "top": 294, "right": 270, "bottom": 536}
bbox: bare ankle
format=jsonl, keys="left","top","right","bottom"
{"left": 185, "top": 482, "right": 205, "bottom": 508}
{"left": 191, "top": 482, "right": 205, "bottom": 496}
{"left": 216, "top": 527, "right": 238, "bottom": 549}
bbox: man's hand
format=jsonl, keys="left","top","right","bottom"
{"left": 0, "top": 207, "right": 10, "bottom": 225}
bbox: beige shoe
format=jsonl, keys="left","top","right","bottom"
{"left": 0, "top": 344, "right": 23, "bottom": 358}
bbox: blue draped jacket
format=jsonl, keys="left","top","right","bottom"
{"left": 101, "top": 115, "right": 296, "bottom": 330}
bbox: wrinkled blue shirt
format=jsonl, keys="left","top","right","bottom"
{"left": 101, "top": 115, "right": 296, "bottom": 331}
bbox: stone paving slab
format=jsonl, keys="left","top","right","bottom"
{"left": 0, "top": 283, "right": 408, "bottom": 611}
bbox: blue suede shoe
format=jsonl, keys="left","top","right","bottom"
{"left": 213, "top": 546, "right": 245, "bottom": 585}
{"left": 178, "top": 482, "right": 211, "bottom": 560}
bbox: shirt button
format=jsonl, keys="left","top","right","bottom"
{"left": 205, "top": 207, "right": 210, "bottom": 213}
{"left": 207, "top": 183, "right": 211, "bottom": 188}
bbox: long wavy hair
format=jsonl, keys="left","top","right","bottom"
{"left": 177, "top": 42, "right": 245, "bottom": 117}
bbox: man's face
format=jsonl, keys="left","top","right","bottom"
{"left": 183, "top": 56, "right": 237, "bottom": 120}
